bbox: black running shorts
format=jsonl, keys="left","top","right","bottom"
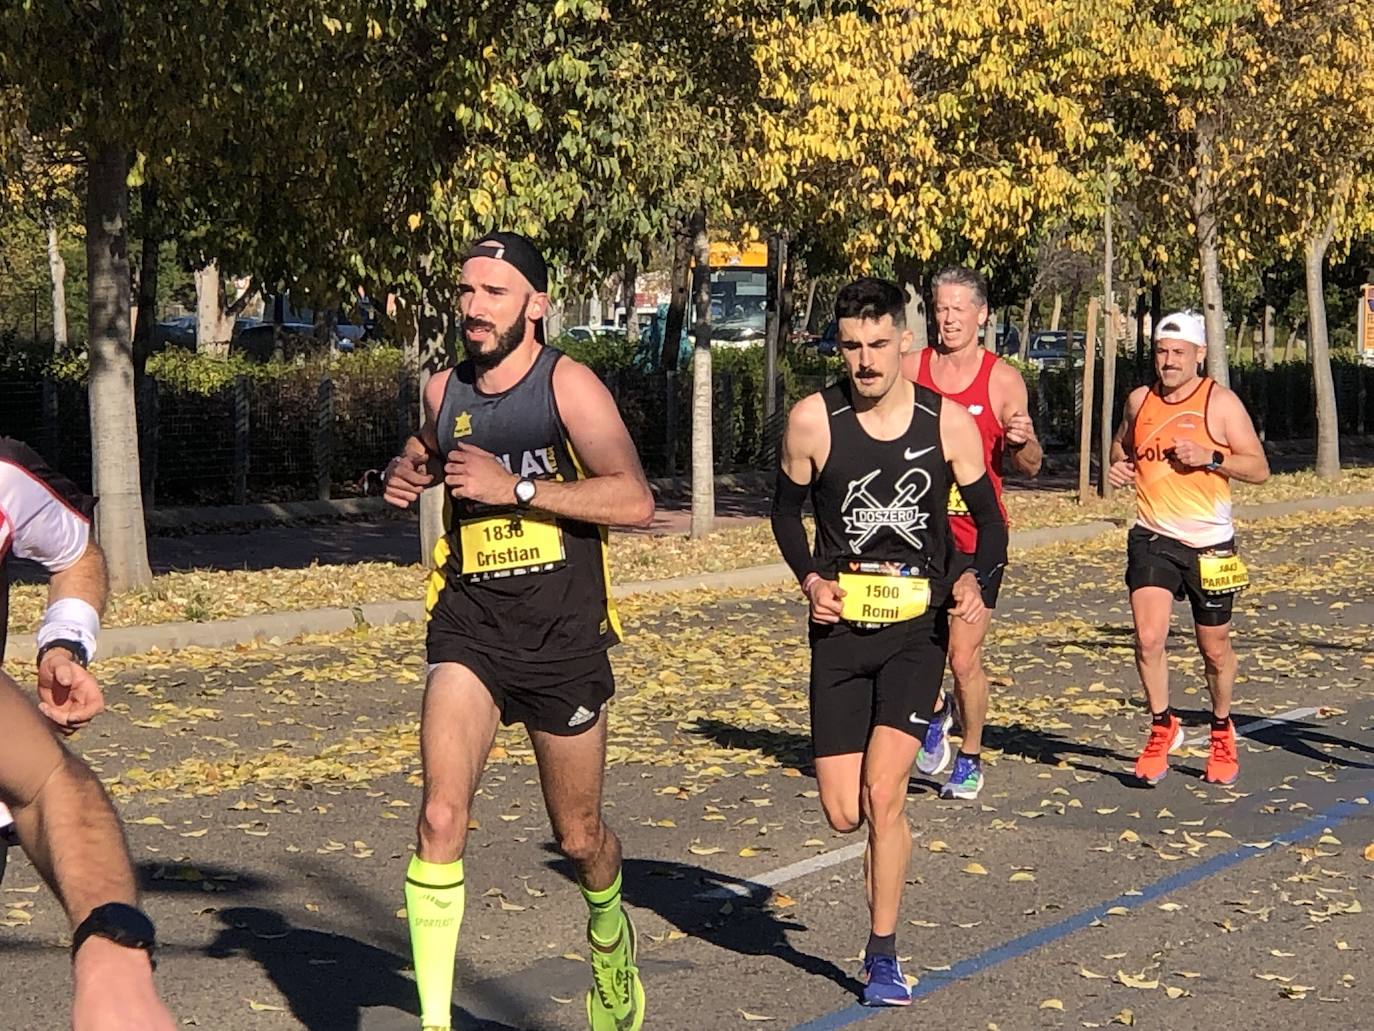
{"left": 1125, "top": 526, "right": 1237, "bottom": 627}
{"left": 808, "top": 612, "right": 949, "bottom": 758}
{"left": 426, "top": 612, "right": 614, "bottom": 735}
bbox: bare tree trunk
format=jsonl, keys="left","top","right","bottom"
{"left": 1262, "top": 304, "right": 1275, "bottom": 369}
{"left": 1019, "top": 293, "right": 1036, "bottom": 361}
{"left": 45, "top": 216, "right": 68, "bottom": 353}
{"left": 1100, "top": 170, "right": 1116, "bottom": 498}
{"left": 1078, "top": 297, "right": 1100, "bottom": 504}
{"left": 984, "top": 307, "right": 998, "bottom": 354}
{"left": 194, "top": 261, "right": 235, "bottom": 354}
{"left": 1049, "top": 292, "right": 1063, "bottom": 332}
{"left": 132, "top": 182, "right": 159, "bottom": 381}
{"left": 86, "top": 142, "right": 151, "bottom": 590}
{"left": 1283, "top": 328, "right": 1297, "bottom": 363}
{"left": 1192, "top": 116, "right": 1230, "bottom": 387}
{"left": 1305, "top": 225, "right": 1341, "bottom": 479}
{"left": 896, "top": 259, "right": 926, "bottom": 350}
{"left": 1233, "top": 315, "right": 1248, "bottom": 367}
{"left": 660, "top": 225, "right": 691, "bottom": 371}
{"left": 622, "top": 261, "right": 639, "bottom": 345}
{"left": 689, "top": 206, "right": 714, "bottom": 539}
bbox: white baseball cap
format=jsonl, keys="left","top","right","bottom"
{"left": 1154, "top": 310, "right": 1206, "bottom": 348}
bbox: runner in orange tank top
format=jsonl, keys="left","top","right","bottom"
{"left": 1107, "top": 311, "right": 1269, "bottom": 787}
{"left": 900, "top": 266, "right": 1043, "bottom": 800}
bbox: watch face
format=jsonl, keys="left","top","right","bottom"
{"left": 515, "top": 478, "right": 537, "bottom": 504}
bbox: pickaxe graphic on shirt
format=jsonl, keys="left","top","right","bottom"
{"left": 842, "top": 467, "right": 931, "bottom": 553}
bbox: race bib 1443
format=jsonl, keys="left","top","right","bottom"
{"left": 1198, "top": 552, "right": 1249, "bottom": 594}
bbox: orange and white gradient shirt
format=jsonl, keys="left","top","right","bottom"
{"left": 1132, "top": 378, "right": 1233, "bottom": 549}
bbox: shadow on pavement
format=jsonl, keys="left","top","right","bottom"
{"left": 543, "top": 849, "right": 864, "bottom": 998}
{"left": 1175, "top": 707, "right": 1374, "bottom": 771}
{"left": 684, "top": 717, "right": 813, "bottom": 776}
{"left": 204, "top": 907, "right": 530, "bottom": 1031}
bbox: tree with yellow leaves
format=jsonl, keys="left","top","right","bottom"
{"left": 744, "top": 0, "right": 1142, "bottom": 277}
{"left": 1227, "top": 0, "right": 1374, "bottom": 477}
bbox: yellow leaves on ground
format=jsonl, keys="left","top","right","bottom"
{"left": 6, "top": 480, "right": 1369, "bottom": 639}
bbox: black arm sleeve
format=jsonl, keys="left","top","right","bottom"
{"left": 770, "top": 470, "right": 817, "bottom": 586}
{"left": 957, "top": 473, "right": 1008, "bottom": 588}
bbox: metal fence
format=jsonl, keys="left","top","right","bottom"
{"left": 2, "top": 357, "right": 1368, "bottom": 508}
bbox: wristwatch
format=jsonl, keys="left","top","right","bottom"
{"left": 70, "top": 903, "right": 157, "bottom": 964}
{"left": 1206, "top": 450, "right": 1224, "bottom": 471}
{"left": 513, "top": 477, "right": 537, "bottom": 508}
{"left": 37, "top": 638, "right": 88, "bottom": 668}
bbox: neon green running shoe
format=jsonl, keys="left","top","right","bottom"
{"left": 585, "top": 909, "right": 645, "bottom": 1031}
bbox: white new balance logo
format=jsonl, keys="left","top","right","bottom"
{"left": 568, "top": 706, "right": 597, "bottom": 728}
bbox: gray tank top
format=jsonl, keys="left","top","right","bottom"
{"left": 431, "top": 346, "right": 620, "bottom": 660}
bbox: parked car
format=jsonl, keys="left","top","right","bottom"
{"left": 1025, "top": 330, "right": 1087, "bottom": 369}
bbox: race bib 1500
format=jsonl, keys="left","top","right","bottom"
{"left": 1198, "top": 551, "right": 1249, "bottom": 595}
{"left": 459, "top": 514, "right": 565, "bottom": 579}
{"left": 837, "top": 561, "right": 930, "bottom": 627}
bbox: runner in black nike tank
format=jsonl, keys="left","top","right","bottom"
{"left": 381, "top": 232, "right": 655, "bottom": 1031}
{"left": 771, "top": 278, "right": 1008, "bottom": 1008}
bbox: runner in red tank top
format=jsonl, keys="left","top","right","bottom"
{"left": 900, "top": 266, "right": 1043, "bottom": 800}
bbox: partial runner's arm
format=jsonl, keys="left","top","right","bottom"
{"left": 463, "top": 356, "right": 655, "bottom": 527}
{"left": 1, "top": 443, "right": 107, "bottom": 732}
{"left": 383, "top": 369, "right": 448, "bottom": 509}
{"left": 0, "top": 671, "right": 175, "bottom": 1031}
{"left": 1107, "top": 386, "right": 1148, "bottom": 488}
{"left": 941, "top": 401, "right": 1004, "bottom": 623}
{"left": 771, "top": 393, "right": 842, "bottom": 623}
{"left": 992, "top": 362, "right": 1042, "bottom": 477}
{"left": 1202, "top": 387, "right": 1270, "bottom": 484}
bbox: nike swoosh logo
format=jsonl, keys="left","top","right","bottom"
{"left": 904, "top": 447, "right": 935, "bottom": 460}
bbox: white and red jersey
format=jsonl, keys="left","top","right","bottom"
{"left": 0, "top": 437, "right": 96, "bottom": 656}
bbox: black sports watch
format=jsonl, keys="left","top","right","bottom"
{"left": 36, "top": 638, "right": 88, "bottom": 668}
{"left": 70, "top": 903, "right": 157, "bottom": 964}
{"left": 1206, "top": 450, "right": 1224, "bottom": 471}
{"left": 513, "top": 476, "right": 537, "bottom": 508}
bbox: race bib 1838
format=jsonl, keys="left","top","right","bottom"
{"left": 459, "top": 514, "right": 564, "bottom": 579}
{"left": 837, "top": 561, "right": 930, "bottom": 627}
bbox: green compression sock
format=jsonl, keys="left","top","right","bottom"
{"left": 405, "top": 855, "right": 465, "bottom": 1029}
{"left": 581, "top": 870, "right": 626, "bottom": 946}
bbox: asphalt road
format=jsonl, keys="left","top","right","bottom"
{"left": 1, "top": 510, "right": 1371, "bottom": 1030}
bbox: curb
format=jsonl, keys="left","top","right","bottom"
{"left": 146, "top": 497, "right": 392, "bottom": 532}
{"left": 7, "top": 493, "right": 1368, "bottom": 662}
{"left": 143, "top": 473, "right": 770, "bottom": 533}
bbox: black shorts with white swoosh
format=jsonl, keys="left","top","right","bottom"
{"left": 808, "top": 611, "right": 949, "bottom": 757}
{"left": 1125, "top": 526, "right": 1236, "bottom": 627}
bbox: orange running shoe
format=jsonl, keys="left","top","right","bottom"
{"left": 1134, "top": 714, "right": 1183, "bottom": 785}
{"left": 1203, "top": 719, "right": 1239, "bottom": 785}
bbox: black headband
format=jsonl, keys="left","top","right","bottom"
{"left": 462, "top": 231, "right": 548, "bottom": 294}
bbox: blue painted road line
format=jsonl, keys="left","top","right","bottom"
{"left": 787, "top": 791, "right": 1373, "bottom": 1031}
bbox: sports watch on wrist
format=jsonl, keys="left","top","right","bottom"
{"left": 36, "top": 638, "right": 88, "bottom": 668}
{"left": 70, "top": 903, "right": 157, "bottom": 964}
{"left": 513, "top": 477, "right": 537, "bottom": 508}
{"left": 1206, "top": 450, "right": 1224, "bottom": 471}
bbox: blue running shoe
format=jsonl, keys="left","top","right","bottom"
{"left": 861, "top": 954, "right": 911, "bottom": 1007}
{"left": 916, "top": 693, "right": 954, "bottom": 776}
{"left": 940, "top": 753, "right": 984, "bottom": 800}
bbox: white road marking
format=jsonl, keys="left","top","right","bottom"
{"left": 694, "top": 705, "right": 1327, "bottom": 904}
{"left": 1184, "top": 704, "right": 1321, "bottom": 748}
